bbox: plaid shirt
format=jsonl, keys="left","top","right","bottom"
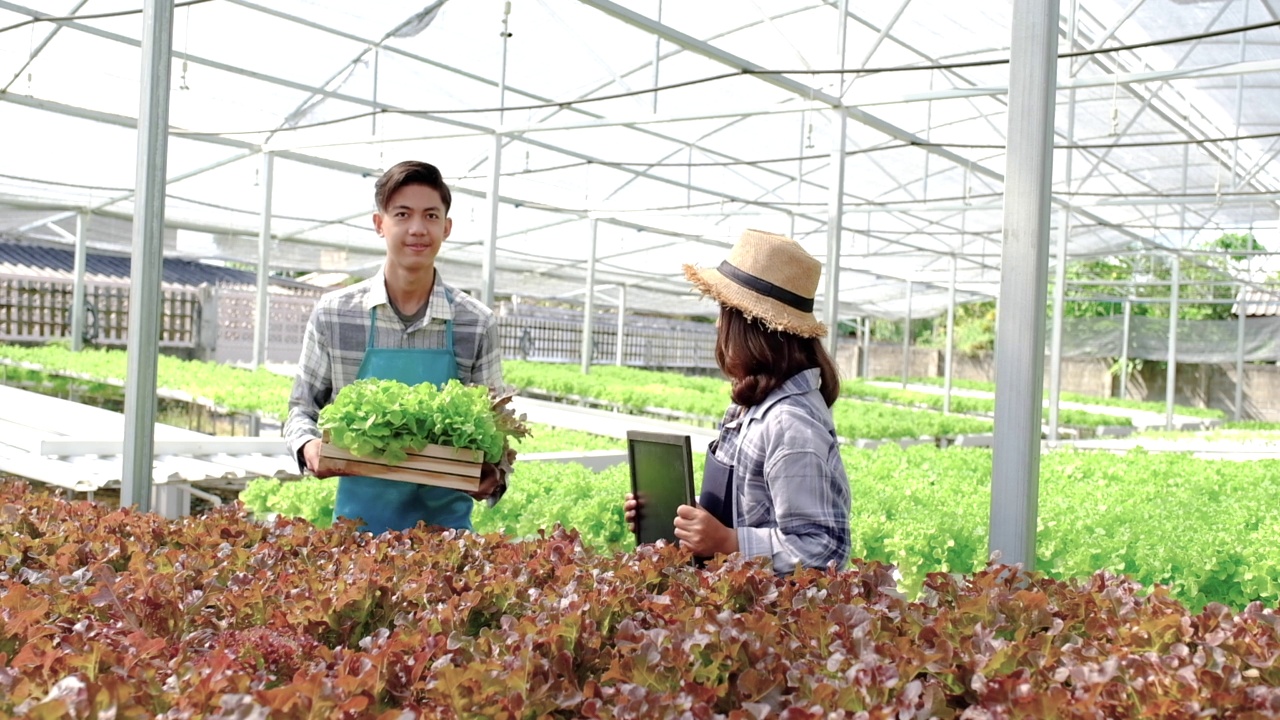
{"left": 284, "top": 269, "right": 505, "bottom": 493}
{"left": 713, "top": 368, "right": 850, "bottom": 574}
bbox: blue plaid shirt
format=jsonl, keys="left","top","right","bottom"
{"left": 712, "top": 368, "right": 850, "bottom": 574}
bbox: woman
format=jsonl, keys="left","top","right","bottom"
{"left": 625, "top": 229, "right": 851, "bottom": 574}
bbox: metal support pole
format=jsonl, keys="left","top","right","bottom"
{"left": 651, "top": 0, "right": 662, "bottom": 113}
{"left": 481, "top": 3, "right": 511, "bottom": 307}
{"left": 70, "top": 212, "right": 89, "bottom": 351}
{"left": 795, "top": 114, "right": 806, "bottom": 239}
{"left": 1048, "top": 35, "right": 1077, "bottom": 440}
{"left": 901, "top": 280, "right": 913, "bottom": 387}
{"left": 1165, "top": 254, "right": 1180, "bottom": 430}
{"left": 615, "top": 284, "right": 627, "bottom": 366}
{"left": 1234, "top": 259, "right": 1249, "bottom": 420}
{"left": 837, "top": 0, "right": 850, "bottom": 65}
{"left": 1231, "top": 1, "right": 1248, "bottom": 188}
{"left": 581, "top": 219, "right": 598, "bottom": 374}
{"left": 482, "top": 132, "right": 502, "bottom": 308}
{"left": 990, "top": 0, "right": 1059, "bottom": 571}
{"left": 944, "top": 256, "right": 957, "bottom": 414}
{"left": 121, "top": 0, "right": 175, "bottom": 513}
{"left": 1165, "top": 139, "right": 1189, "bottom": 427}
{"left": 252, "top": 152, "right": 273, "bottom": 369}
{"left": 823, "top": 0, "right": 849, "bottom": 360}
{"left": 1119, "top": 297, "right": 1131, "bottom": 399}
{"left": 860, "top": 317, "right": 871, "bottom": 378}
{"left": 824, "top": 109, "right": 847, "bottom": 359}
{"left": 1047, "top": 208, "right": 1070, "bottom": 440}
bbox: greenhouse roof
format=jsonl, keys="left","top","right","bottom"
{"left": 2, "top": 0, "right": 1279, "bottom": 320}
{"left": 0, "top": 237, "right": 318, "bottom": 289}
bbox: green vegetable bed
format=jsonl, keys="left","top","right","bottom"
{"left": 246, "top": 438, "right": 1280, "bottom": 611}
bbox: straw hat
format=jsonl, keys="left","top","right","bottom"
{"left": 683, "top": 229, "right": 827, "bottom": 338}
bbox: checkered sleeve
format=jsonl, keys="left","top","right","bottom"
{"left": 283, "top": 303, "right": 333, "bottom": 473}
{"left": 470, "top": 315, "right": 504, "bottom": 391}
{"left": 735, "top": 404, "right": 851, "bottom": 574}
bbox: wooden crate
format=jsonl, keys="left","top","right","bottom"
{"left": 317, "top": 433, "right": 484, "bottom": 492}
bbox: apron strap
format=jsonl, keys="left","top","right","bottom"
{"left": 369, "top": 294, "right": 455, "bottom": 353}
{"left": 441, "top": 287, "right": 455, "bottom": 354}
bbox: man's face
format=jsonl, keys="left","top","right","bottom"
{"left": 373, "top": 184, "right": 452, "bottom": 273}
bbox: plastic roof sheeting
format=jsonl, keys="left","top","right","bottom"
{"left": 1, "top": 0, "right": 1278, "bottom": 321}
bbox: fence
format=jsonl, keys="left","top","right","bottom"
{"left": 496, "top": 303, "right": 717, "bottom": 369}
{"left": 3, "top": 277, "right": 1278, "bottom": 419}
{"left": 0, "top": 274, "right": 199, "bottom": 347}
{"left": 0, "top": 279, "right": 720, "bottom": 369}
{"left": 210, "top": 288, "right": 319, "bottom": 365}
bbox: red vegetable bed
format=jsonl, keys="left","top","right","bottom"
{"left": 1, "top": 482, "right": 1278, "bottom": 719}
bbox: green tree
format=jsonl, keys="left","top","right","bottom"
{"left": 933, "top": 232, "right": 1270, "bottom": 351}
{"left": 1055, "top": 232, "right": 1266, "bottom": 321}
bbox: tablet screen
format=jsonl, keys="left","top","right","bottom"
{"left": 627, "top": 431, "right": 695, "bottom": 547}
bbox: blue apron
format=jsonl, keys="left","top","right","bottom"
{"left": 699, "top": 440, "right": 735, "bottom": 529}
{"left": 333, "top": 304, "right": 475, "bottom": 533}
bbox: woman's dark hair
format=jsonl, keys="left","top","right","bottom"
{"left": 715, "top": 305, "right": 841, "bottom": 408}
{"left": 374, "top": 160, "right": 452, "bottom": 214}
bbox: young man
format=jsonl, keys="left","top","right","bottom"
{"left": 284, "top": 161, "right": 506, "bottom": 534}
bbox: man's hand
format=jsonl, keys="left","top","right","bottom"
{"left": 466, "top": 463, "right": 501, "bottom": 501}
{"left": 302, "top": 438, "right": 338, "bottom": 478}
{"left": 674, "top": 504, "right": 738, "bottom": 557}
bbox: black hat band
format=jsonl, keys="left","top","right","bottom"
{"left": 717, "top": 260, "right": 815, "bottom": 313}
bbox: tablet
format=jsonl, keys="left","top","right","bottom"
{"left": 626, "top": 431, "right": 696, "bottom": 547}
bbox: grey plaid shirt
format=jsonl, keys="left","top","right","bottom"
{"left": 284, "top": 269, "right": 504, "bottom": 488}
{"left": 713, "top": 368, "right": 851, "bottom": 574}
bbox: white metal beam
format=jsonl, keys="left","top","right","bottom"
{"left": 1, "top": 0, "right": 88, "bottom": 93}
{"left": 120, "top": 0, "right": 175, "bottom": 514}
{"left": 577, "top": 0, "right": 1006, "bottom": 184}
{"left": 576, "top": 0, "right": 1166, "bottom": 267}
{"left": 990, "top": 0, "right": 1060, "bottom": 571}
{"left": 252, "top": 152, "right": 273, "bottom": 368}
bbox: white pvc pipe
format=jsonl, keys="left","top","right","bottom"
{"left": 187, "top": 486, "right": 223, "bottom": 508}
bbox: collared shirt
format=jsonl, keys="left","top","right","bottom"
{"left": 712, "top": 367, "right": 850, "bottom": 574}
{"left": 284, "top": 268, "right": 504, "bottom": 486}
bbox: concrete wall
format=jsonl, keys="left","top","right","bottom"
{"left": 1132, "top": 363, "right": 1280, "bottom": 421}
{"left": 836, "top": 342, "right": 1280, "bottom": 420}
{"left": 839, "top": 343, "right": 1113, "bottom": 396}
{"left": 837, "top": 343, "right": 939, "bottom": 381}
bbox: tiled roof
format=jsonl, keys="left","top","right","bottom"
{"left": 0, "top": 241, "right": 312, "bottom": 290}
{"left": 1233, "top": 288, "right": 1280, "bottom": 317}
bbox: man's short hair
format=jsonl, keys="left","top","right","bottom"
{"left": 374, "top": 161, "right": 452, "bottom": 214}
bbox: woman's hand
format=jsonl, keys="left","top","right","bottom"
{"left": 623, "top": 492, "right": 639, "bottom": 535}
{"left": 674, "top": 504, "right": 738, "bottom": 557}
